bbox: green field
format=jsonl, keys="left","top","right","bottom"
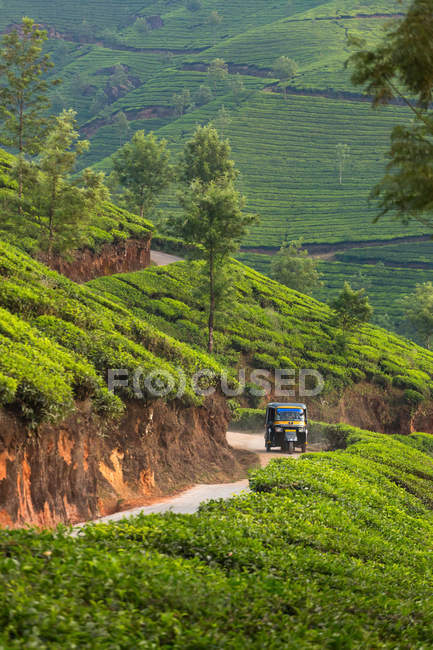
{"left": 3, "top": 425, "right": 433, "bottom": 646}
{"left": 335, "top": 240, "right": 433, "bottom": 267}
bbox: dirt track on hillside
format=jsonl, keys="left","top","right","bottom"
{"left": 78, "top": 432, "right": 299, "bottom": 526}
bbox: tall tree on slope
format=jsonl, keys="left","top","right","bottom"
{"left": 0, "top": 17, "right": 59, "bottom": 204}
{"left": 174, "top": 125, "right": 257, "bottom": 353}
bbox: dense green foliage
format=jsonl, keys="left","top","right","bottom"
{"left": 330, "top": 281, "right": 373, "bottom": 331}
{"left": 237, "top": 249, "right": 433, "bottom": 337}
{"left": 270, "top": 240, "right": 322, "bottom": 295}
{"left": 89, "top": 260, "right": 433, "bottom": 400}
{"left": 2, "top": 426, "right": 433, "bottom": 646}
{"left": 0, "top": 146, "right": 153, "bottom": 255}
{"left": 349, "top": 0, "right": 433, "bottom": 226}
{"left": 0, "top": 241, "right": 223, "bottom": 426}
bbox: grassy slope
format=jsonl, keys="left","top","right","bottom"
{"left": 0, "top": 241, "right": 222, "bottom": 426}
{"left": 89, "top": 260, "right": 433, "bottom": 400}
{"left": 2, "top": 425, "right": 433, "bottom": 646}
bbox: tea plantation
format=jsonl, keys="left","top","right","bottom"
{"left": 237, "top": 249, "right": 433, "bottom": 334}
{"left": 0, "top": 242, "right": 223, "bottom": 426}
{"left": 0, "top": 148, "right": 154, "bottom": 256}
{"left": 2, "top": 0, "right": 424, "bottom": 250}
{"left": 2, "top": 425, "right": 433, "bottom": 646}
{"left": 89, "top": 260, "right": 433, "bottom": 400}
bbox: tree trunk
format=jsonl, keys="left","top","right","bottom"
{"left": 18, "top": 100, "right": 24, "bottom": 212}
{"left": 208, "top": 251, "right": 215, "bottom": 354}
{"left": 48, "top": 180, "right": 57, "bottom": 263}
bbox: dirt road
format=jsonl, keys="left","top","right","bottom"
{"left": 82, "top": 432, "right": 298, "bottom": 526}
{"left": 150, "top": 250, "right": 183, "bottom": 266}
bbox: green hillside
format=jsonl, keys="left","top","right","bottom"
{"left": 89, "top": 260, "right": 433, "bottom": 402}
{"left": 0, "top": 242, "right": 221, "bottom": 426}
{"left": 0, "top": 148, "right": 153, "bottom": 256}
{"left": 3, "top": 425, "right": 433, "bottom": 646}
{"left": 1, "top": 0, "right": 422, "bottom": 252}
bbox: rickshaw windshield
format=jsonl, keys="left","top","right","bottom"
{"left": 275, "top": 408, "right": 304, "bottom": 421}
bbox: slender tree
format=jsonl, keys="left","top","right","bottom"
{"left": 177, "top": 178, "right": 256, "bottom": 353}
{"left": 336, "top": 143, "right": 350, "bottom": 185}
{"left": 0, "top": 17, "right": 60, "bottom": 202}
{"left": 207, "top": 58, "right": 228, "bottom": 89}
{"left": 212, "top": 105, "right": 232, "bottom": 138}
{"left": 114, "top": 111, "right": 130, "bottom": 147}
{"left": 18, "top": 110, "right": 107, "bottom": 260}
{"left": 173, "top": 125, "right": 257, "bottom": 353}
{"left": 272, "top": 56, "right": 298, "bottom": 99}
{"left": 111, "top": 130, "right": 172, "bottom": 218}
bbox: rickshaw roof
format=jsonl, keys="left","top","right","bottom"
{"left": 267, "top": 403, "right": 307, "bottom": 409}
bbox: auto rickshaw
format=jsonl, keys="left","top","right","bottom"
{"left": 265, "top": 402, "right": 308, "bottom": 453}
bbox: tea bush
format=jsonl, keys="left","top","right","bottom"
{"left": 2, "top": 427, "right": 433, "bottom": 646}
{"left": 0, "top": 241, "right": 224, "bottom": 425}
{"left": 90, "top": 259, "right": 433, "bottom": 405}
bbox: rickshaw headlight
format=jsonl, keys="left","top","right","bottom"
{"left": 275, "top": 427, "right": 283, "bottom": 432}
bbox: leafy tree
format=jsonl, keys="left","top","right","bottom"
{"left": 230, "top": 74, "right": 246, "bottom": 103}
{"left": 112, "top": 130, "right": 172, "bottom": 218}
{"left": 336, "top": 143, "right": 350, "bottom": 185}
{"left": 208, "top": 10, "right": 222, "bottom": 41}
{"left": 194, "top": 84, "right": 213, "bottom": 106}
{"left": 173, "top": 125, "right": 257, "bottom": 352}
{"left": 348, "top": 1, "right": 433, "bottom": 226}
{"left": 330, "top": 282, "right": 373, "bottom": 331}
{"left": 212, "top": 105, "right": 232, "bottom": 137}
{"left": 172, "top": 89, "right": 193, "bottom": 117}
{"left": 402, "top": 282, "right": 433, "bottom": 349}
{"left": 114, "top": 111, "right": 130, "bottom": 147}
{"left": 134, "top": 17, "right": 150, "bottom": 34}
{"left": 16, "top": 110, "right": 107, "bottom": 260}
{"left": 208, "top": 58, "right": 228, "bottom": 89}
{"left": 270, "top": 239, "right": 323, "bottom": 295}
{"left": 90, "top": 88, "right": 108, "bottom": 115}
{"left": 76, "top": 19, "right": 93, "bottom": 42}
{"left": 272, "top": 56, "right": 298, "bottom": 99}
{"left": 177, "top": 179, "right": 256, "bottom": 353}
{"left": 0, "top": 17, "right": 60, "bottom": 201}
{"left": 109, "top": 64, "right": 132, "bottom": 90}
{"left": 179, "top": 124, "right": 238, "bottom": 185}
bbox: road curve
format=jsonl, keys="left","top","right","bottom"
{"left": 150, "top": 250, "right": 183, "bottom": 266}
{"left": 78, "top": 432, "right": 298, "bottom": 528}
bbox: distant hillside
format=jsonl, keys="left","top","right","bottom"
{"left": 237, "top": 246, "right": 433, "bottom": 339}
{"left": 1, "top": 0, "right": 418, "bottom": 245}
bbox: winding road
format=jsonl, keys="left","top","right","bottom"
{"left": 81, "top": 432, "right": 300, "bottom": 526}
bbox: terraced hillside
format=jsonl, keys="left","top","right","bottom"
{"left": 238, "top": 241, "right": 433, "bottom": 338}
{"left": 3, "top": 0, "right": 429, "bottom": 338}
{"left": 1, "top": 0, "right": 418, "bottom": 247}
{"left": 89, "top": 259, "right": 433, "bottom": 432}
